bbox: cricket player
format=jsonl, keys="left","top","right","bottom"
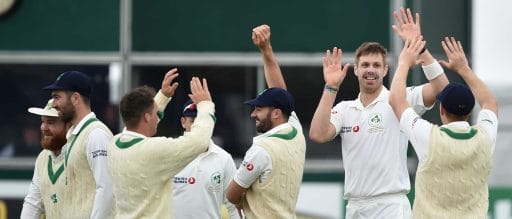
{"left": 109, "top": 69, "right": 216, "bottom": 218}
{"left": 21, "top": 99, "right": 70, "bottom": 218}
{"left": 226, "top": 24, "right": 307, "bottom": 219}
{"left": 389, "top": 36, "right": 498, "bottom": 218}
{"left": 172, "top": 99, "right": 240, "bottom": 219}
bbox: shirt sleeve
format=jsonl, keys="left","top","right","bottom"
{"left": 223, "top": 154, "right": 241, "bottom": 219}
{"left": 400, "top": 107, "right": 433, "bottom": 165}
{"left": 86, "top": 128, "right": 114, "bottom": 219}
{"left": 233, "top": 146, "right": 272, "bottom": 189}
{"left": 406, "top": 85, "right": 433, "bottom": 115}
{"left": 20, "top": 165, "right": 43, "bottom": 219}
{"left": 477, "top": 109, "right": 499, "bottom": 153}
{"left": 155, "top": 101, "right": 216, "bottom": 175}
{"left": 288, "top": 112, "right": 303, "bottom": 134}
{"left": 329, "top": 102, "right": 345, "bottom": 136}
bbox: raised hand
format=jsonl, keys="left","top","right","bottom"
{"left": 252, "top": 24, "right": 271, "bottom": 50}
{"left": 188, "top": 77, "right": 212, "bottom": 103}
{"left": 160, "top": 68, "right": 179, "bottom": 98}
{"left": 398, "top": 36, "right": 426, "bottom": 68}
{"left": 322, "top": 47, "right": 350, "bottom": 88}
{"left": 392, "top": 7, "right": 421, "bottom": 42}
{"left": 439, "top": 37, "right": 470, "bottom": 74}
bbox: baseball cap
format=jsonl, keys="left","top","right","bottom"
{"left": 244, "top": 87, "right": 295, "bottom": 115}
{"left": 43, "top": 71, "right": 93, "bottom": 97}
{"left": 436, "top": 82, "right": 475, "bottom": 116}
{"left": 28, "top": 99, "right": 59, "bottom": 117}
{"left": 182, "top": 99, "right": 197, "bottom": 117}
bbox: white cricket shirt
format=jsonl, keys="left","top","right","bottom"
{"left": 330, "top": 86, "right": 429, "bottom": 199}
{"left": 234, "top": 112, "right": 302, "bottom": 189}
{"left": 172, "top": 140, "right": 240, "bottom": 219}
{"left": 400, "top": 108, "right": 498, "bottom": 166}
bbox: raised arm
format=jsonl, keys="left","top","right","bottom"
{"left": 390, "top": 36, "right": 427, "bottom": 119}
{"left": 252, "top": 24, "right": 286, "bottom": 89}
{"left": 309, "top": 48, "right": 350, "bottom": 143}
{"left": 154, "top": 68, "right": 179, "bottom": 116}
{"left": 439, "top": 37, "right": 498, "bottom": 115}
{"left": 392, "top": 7, "right": 448, "bottom": 106}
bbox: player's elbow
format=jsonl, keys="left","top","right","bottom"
{"left": 309, "top": 130, "right": 329, "bottom": 143}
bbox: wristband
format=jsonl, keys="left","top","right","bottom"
{"left": 421, "top": 61, "right": 444, "bottom": 80}
{"left": 324, "top": 85, "right": 339, "bottom": 93}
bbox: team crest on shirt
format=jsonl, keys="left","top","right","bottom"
{"left": 368, "top": 113, "right": 385, "bottom": 133}
{"left": 50, "top": 193, "right": 58, "bottom": 204}
{"left": 208, "top": 172, "right": 222, "bottom": 192}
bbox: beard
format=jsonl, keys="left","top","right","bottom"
{"left": 256, "top": 112, "right": 273, "bottom": 133}
{"left": 41, "top": 133, "right": 67, "bottom": 152}
{"left": 59, "top": 100, "right": 76, "bottom": 123}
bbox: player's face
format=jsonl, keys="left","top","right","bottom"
{"left": 40, "top": 116, "right": 68, "bottom": 152}
{"left": 180, "top": 116, "right": 195, "bottom": 132}
{"left": 250, "top": 106, "right": 274, "bottom": 133}
{"left": 354, "top": 54, "right": 388, "bottom": 94}
{"left": 51, "top": 90, "right": 76, "bottom": 123}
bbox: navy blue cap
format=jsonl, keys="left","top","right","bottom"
{"left": 43, "top": 71, "right": 93, "bottom": 97}
{"left": 436, "top": 82, "right": 475, "bottom": 116}
{"left": 244, "top": 87, "right": 295, "bottom": 115}
{"left": 182, "top": 99, "right": 197, "bottom": 117}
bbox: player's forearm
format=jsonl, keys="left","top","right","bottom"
{"left": 458, "top": 67, "right": 498, "bottom": 113}
{"left": 309, "top": 90, "right": 337, "bottom": 143}
{"left": 154, "top": 90, "right": 172, "bottom": 113}
{"left": 261, "top": 47, "right": 286, "bottom": 89}
{"left": 390, "top": 64, "right": 410, "bottom": 119}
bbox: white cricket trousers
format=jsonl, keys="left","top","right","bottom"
{"left": 346, "top": 193, "right": 412, "bottom": 219}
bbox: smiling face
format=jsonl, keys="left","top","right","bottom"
{"left": 250, "top": 106, "right": 275, "bottom": 133}
{"left": 40, "top": 116, "right": 68, "bottom": 152}
{"left": 354, "top": 53, "right": 388, "bottom": 94}
{"left": 51, "top": 90, "right": 76, "bottom": 123}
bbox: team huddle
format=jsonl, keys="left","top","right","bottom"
{"left": 20, "top": 7, "right": 498, "bottom": 219}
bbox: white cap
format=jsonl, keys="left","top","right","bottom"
{"left": 28, "top": 99, "right": 59, "bottom": 117}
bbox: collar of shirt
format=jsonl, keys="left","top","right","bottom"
{"left": 48, "top": 147, "right": 66, "bottom": 161}
{"left": 195, "top": 140, "right": 222, "bottom": 160}
{"left": 253, "top": 120, "right": 293, "bottom": 142}
{"left": 349, "top": 86, "right": 389, "bottom": 110}
{"left": 441, "top": 121, "right": 471, "bottom": 130}
{"left": 66, "top": 112, "right": 97, "bottom": 140}
{"left": 121, "top": 130, "right": 147, "bottom": 139}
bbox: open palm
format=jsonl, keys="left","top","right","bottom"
{"left": 322, "top": 47, "right": 349, "bottom": 87}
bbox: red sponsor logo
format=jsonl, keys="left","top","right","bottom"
{"left": 246, "top": 163, "right": 254, "bottom": 171}
{"left": 188, "top": 177, "right": 196, "bottom": 184}
{"left": 352, "top": 126, "right": 360, "bottom": 132}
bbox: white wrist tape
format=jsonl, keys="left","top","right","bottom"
{"left": 421, "top": 61, "right": 444, "bottom": 80}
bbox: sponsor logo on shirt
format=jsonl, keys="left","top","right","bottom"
{"left": 482, "top": 119, "right": 494, "bottom": 125}
{"left": 412, "top": 116, "right": 420, "bottom": 128}
{"left": 242, "top": 161, "right": 254, "bottom": 171}
{"left": 91, "top": 149, "right": 107, "bottom": 158}
{"left": 173, "top": 176, "right": 197, "bottom": 185}
{"left": 341, "top": 125, "right": 359, "bottom": 133}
